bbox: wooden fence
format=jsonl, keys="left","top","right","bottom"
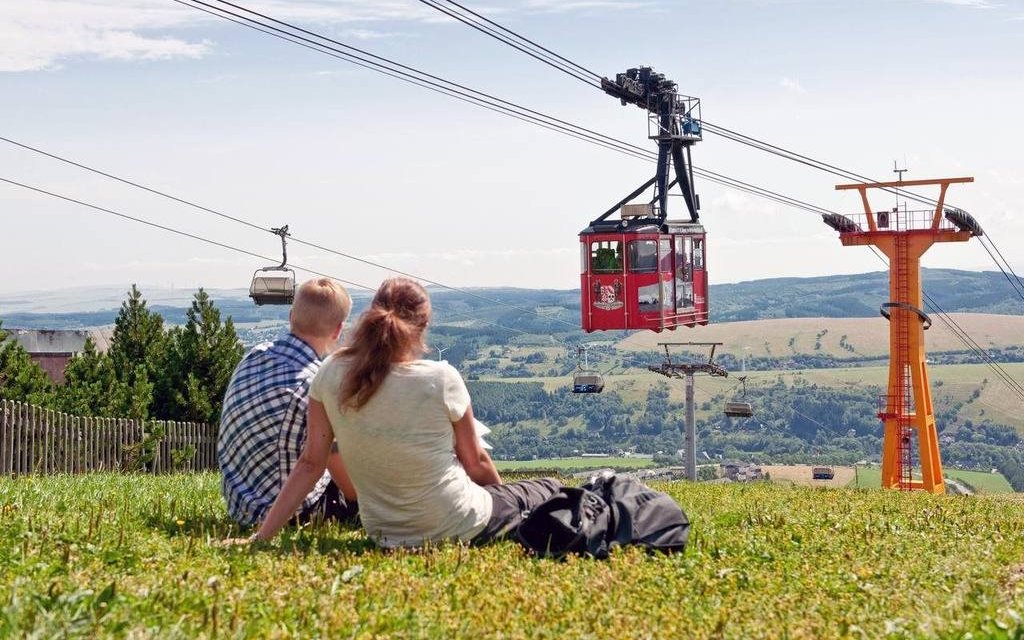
{"left": 0, "top": 400, "right": 217, "bottom": 476}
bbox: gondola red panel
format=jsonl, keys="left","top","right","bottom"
{"left": 580, "top": 223, "right": 707, "bottom": 332}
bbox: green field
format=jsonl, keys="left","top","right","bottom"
{"left": 850, "top": 466, "right": 1015, "bottom": 494}
{"left": 3, "top": 474, "right": 1024, "bottom": 638}
{"left": 617, "top": 313, "right": 1024, "bottom": 360}
{"left": 495, "top": 456, "right": 656, "bottom": 472}
{"left": 488, "top": 361, "right": 1024, "bottom": 434}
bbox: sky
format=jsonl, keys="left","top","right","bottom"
{"left": 1, "top": 0, "right": 1023, "bottom": 296}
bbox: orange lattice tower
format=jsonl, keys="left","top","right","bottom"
{"left": 824, "top": 177, "right": 981, "bottom": 493}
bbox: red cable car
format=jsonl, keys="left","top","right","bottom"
{"left": 581, "top": 67, "right": 708, "bottom": 332}
{"left": 580, "top": 208, "right": 707, "bottom": 332}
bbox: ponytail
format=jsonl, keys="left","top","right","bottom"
{"left": 337, "top": 278, "right": 430, "bottom": 409}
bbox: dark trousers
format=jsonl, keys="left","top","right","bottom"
{"left": 295, "top": 480, "right": 359, "bottom": 526}
{"left": 473, "top": 478, "right": 563, "bottom": 545}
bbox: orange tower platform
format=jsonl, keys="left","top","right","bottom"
{"left": 825, "top": 177, "right": 980, "bottom": 493}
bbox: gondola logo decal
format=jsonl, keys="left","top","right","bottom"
{"left": 593, "top": 279, "right": 623, "bottom": 311}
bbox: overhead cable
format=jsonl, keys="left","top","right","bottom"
{"left": 415, "top": 0, "right": 601, "bottom": 88}
{"left": 0, "top": 177, "right": 555, "bottom": 340}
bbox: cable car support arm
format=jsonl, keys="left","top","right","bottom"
{"left": 594, "top": 67, "right": 702, "bottom": 225}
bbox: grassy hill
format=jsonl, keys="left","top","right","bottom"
{"left": 483, "top": 362, "right": 1024, "bottom": 435}
{"left": 616, "top": 313, "right": 1024, "bottom": 360}
{"left": 3, "top": 473, "right": 1022, "bottom": 638}
{"left": 709, "top": 268, "right": 1024, "bottom": 321}
{"left": 3, "top": 268, "right": 1022, "bottom": 332}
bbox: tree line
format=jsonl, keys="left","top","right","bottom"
{"left": 0, "top": 286, "right": 243, "bottom": 424}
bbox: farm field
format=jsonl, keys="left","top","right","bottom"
{"left": 616, "top": 313, "right": 1024, "bottom": 359}
{"left": 494, "top": 456, "right": 656, "bottom": 472}
{"left": 760, "top": 464, "right": 855, "bottom": 488}
{"left": 495, "top": 362, "right": 1024, "bottom": 433}
{"left": 850, "top": 466, "right": 1016, "bottom": 494}
{"left": 3, "top": 474, "right": 1024, "bottom": 638}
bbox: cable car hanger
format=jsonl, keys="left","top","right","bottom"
{"left": 249, "top": 224, "right": 297, "bottom": 305}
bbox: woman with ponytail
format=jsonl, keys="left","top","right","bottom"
{"left": 252, "top": 277, "right": 562, "bottom": 548}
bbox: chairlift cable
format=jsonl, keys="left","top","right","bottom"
{"left": 416, "top": 0, "right": 600, "bottom": 88}
{"left": 1, "top": 176, "right": 560, "bottom": 342}
{"left": 0, "top": 177, "right": 370, "bottom": 291}
{"left": 865, "top": 247, "right": 1024, "bottom": 401}
{"left": 983, "top": 236, "right": 1024, "bottom": 298}
{"left": 179, "top": 0, "right": 648, "bottom": 158}
{"left": 172, "top": 1, "right": 652, "bottom": 164}
{"left": 436, "top": 0, "right": 604, "bottom": 81}
{"left": 978, "top": 236, "right": 1024, "bottom": 304}
{"left": 177, "top": 0, "right": 850, "bottom": 222}
{"left": 0, "top": 133, "right": 583, "bottom": 330}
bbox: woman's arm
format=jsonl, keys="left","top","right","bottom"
{"left": 253, "top": 399, "right": 338, "bottom": 541}
{"left": 453, "top": 405, "right": 502, "bottom": 486}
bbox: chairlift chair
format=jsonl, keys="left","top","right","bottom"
{"left": 250, "top": 225, "right": 296, "bottom": 306}
{"left": 571, "top": 345, "right": 605, "bottom": 394}
{"left": 572, "top": 370, "right": 605, "bottom": 394}
{"left": 723, "top": 375, "right": 754, "bottom": 418}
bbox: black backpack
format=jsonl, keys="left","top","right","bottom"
{"left": 516, "top": 470, "right": 690, "bottom": 559}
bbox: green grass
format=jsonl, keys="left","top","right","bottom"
{"left": 2, "top": 474, "right": 1024, "bottom": 639}
{"left": 848, "top": 466, "right": 1014, "bottom": 494}
{"left": 495, "top": 456, "right": 656, "bottom": 472}
{"left": 945, "top": 469, "right": 1016, "bottom": 494}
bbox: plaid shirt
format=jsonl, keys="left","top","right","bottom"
{"left": 218, "top": 334, "right": 330, "bottom": 526}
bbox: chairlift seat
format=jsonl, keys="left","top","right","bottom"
{"left": 572, "top": 371, "right": 605, "bottom": 394}
{"left": 723, "top": 401, "right": 754, "bottom": 418}
{"left": 250, "top": 270, "right": 296, "bottom": 306}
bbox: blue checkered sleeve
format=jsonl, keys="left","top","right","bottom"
{"left": 217, "top": 335, "right": 330, "bottom": 526}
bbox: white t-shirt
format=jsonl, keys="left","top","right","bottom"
{"left": 310, "top": 356, "right": 493, "bottom": 548}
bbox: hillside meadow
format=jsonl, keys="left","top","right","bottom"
{"left": 489, "top": 362, "right": 1024, "bottom": 435}
{"left": 2, "top": 473, "right": 1023, "bottom": 639}
{"left": 615, "top": 314, "right": 1024, "bottom": 360}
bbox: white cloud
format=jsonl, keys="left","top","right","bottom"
{"left": 0, "top": 1, "right": 211, "bottom": 72}
{"left": 779, "top": 76, "right": 807, "bottom": 94}
{"left": 2, "top": 0, "right": 641, "bottom": 73}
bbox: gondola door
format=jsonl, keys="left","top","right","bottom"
{"left": 581, "top": 236, "right": 627, "bottom": 332}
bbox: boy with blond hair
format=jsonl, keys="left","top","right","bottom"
{"left": 218, "top": 278, "right": 358, "bottom": 526}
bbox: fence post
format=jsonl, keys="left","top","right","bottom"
{"left": 1, "top": 401, "right": 10, "bottom": 476}
{"left": 0, "top": 401, "right": 9, "bottom": 476}
{"left": 29, "top": 404, "right": 38, "bottom": 475}
{"left": 42, "top": 409, "right": 50, "bottom": 474}
{"left": 87, "top": 416, "right": 95, "bottom": 473}
{"left": 187, "top": 422, "right": 195, "bottom": 472}
{"left": 73, "top": 413, "right": 81, "bottom": 475}
{"left": 58, "top": 412, "right": 66, "bottom": 474}
{"left": 18, "top": 402, "right": 28, "bottom": 476}
{"left": 102, "top": 417, "right": 110, "bottom": 472}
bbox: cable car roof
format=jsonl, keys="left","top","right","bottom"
{"left": 580, "top": 218, "right": 705, "bottom": 235}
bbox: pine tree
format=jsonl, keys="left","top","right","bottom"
{"left": 163, "top": 289, "right": 244, "bottom": 423}
{"left": 0, "top": 321, "right": 55, "bottom": 405}
{"left": 57, "top": 338, "right": 153, "bottom": 419}
{"left": 108, "top": 284, "right": 165, "bottom": 416}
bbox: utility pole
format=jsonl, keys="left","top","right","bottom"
{"left": 648, "top": 342, "right": 728, "bottom": 481}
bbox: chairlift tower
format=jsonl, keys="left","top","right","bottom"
{"left": 823, "top": 175, "right": 981, "bottom": 493}
{"left": 648, "top": 342, "right": 728, "bottom": 481}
